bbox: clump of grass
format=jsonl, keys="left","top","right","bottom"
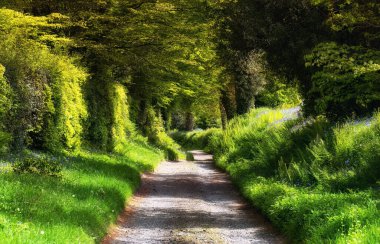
{"left": 186, "top": 152, "right": 195, "bottom": 161}
{"left": 240, "top": 177, "right": 379, "bottom": 242}
{"left": 0, "top": 142, "right": 163, "bottom": 243}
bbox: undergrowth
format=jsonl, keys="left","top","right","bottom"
{"left": 172, "top": 108, "right": 380, "bottom": 242}
{"left": 170, "top": 128, "right": 219, "bottom": 151}
{"left": 0, "top": 142, "right": 163, "bottom": 243}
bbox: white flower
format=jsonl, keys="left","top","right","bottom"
{"left": 40, "top": 231, "right": 45, "bottom": 235}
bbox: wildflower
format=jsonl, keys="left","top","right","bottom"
{"left": 40, "top": 230, "right": 45, "bottom": 235}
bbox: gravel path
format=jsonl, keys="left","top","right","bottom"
{"left": 104, "top": 150, "right": 284, "bottom": 244}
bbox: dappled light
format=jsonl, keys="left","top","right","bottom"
{"left": 0, "top": 0, "right": 379, "bottom": 243}
{"left": 107, "top": 152, "right": 283, "bottom": 243}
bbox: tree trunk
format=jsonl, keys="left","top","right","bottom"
{"left": 220, "top": 101, "right": 227, "bottom": 130}
{"left": 185, "top": 112, "right": 194, "bottom": 131}
{"left": 137, "top": 100, "right": 148, "bottom": 135}
{"left": 221, "top": 83, "right": 237, "bottom": 120}
{"left": 163, "top": 110, "right": 172, "bottom": 132}
{"left": 235, "top": 77, "right": 255, "bottom": 115}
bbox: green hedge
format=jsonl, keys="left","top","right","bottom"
{"left": 0, "top": 9, "right": 88, "bottom": 151}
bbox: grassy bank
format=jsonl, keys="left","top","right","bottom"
{"left": 172, "top": 108, "right": 380, "bottom": 242}
{"left": 0, "top": 142, "right": 163, "bottom": 243}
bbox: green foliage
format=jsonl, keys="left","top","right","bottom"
{"left": 0, "top": 9, "right": 88, "bottom": 151}
{"left": 0, "top": 131, "right": 11, "bottom": 154}
{"left": 0, "top": 1, "right": 223, "bottom": 153}
{"left": 0, "top": 1, "right": 378, "bottom": 242}
{"left": 0, "top": 64, "right": 12, "bottom": 152}
{"left": 0, "top": 64, "right": 12, "bottom": 123}
{"left": 305, "top": 42, "right": 380, "bottom": 119}
{"left": 0, "top": 143, "right": 163, "bottom": 243}
{"left": 216, "top": 0, "right": 325, "bottom": 113}
{"left": 208, "top": 108, "right": 380, "bottom": 189}
{"left": 256, "top": 77, "right": 302, "bottom": 108}
{"left": 13, "top": 156, "right": 62, "bottom": 177}
{"left": 45, "top": 56, "right": 88, "bottom": 150}
{"left": 311, "top": 0, "right": 380, "bottom": 45}
{"left": 110, "top": 83, "right": 135, "bottom": 152}
{"left": 171, "top": 128, "right": 220, "bottom": 151}
{"left": 143, "top": 105, "right": 182, "bottom": 161}
{"left": 217, "top": 0, "right": 379, "bottom": 120}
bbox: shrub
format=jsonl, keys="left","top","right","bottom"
{"left": 256, "top": 76, "right": 302, "bottom": 108}
{"left": 86, "top": 75, "right": 137, "bottom": 152}
{"left": 13, "top": 156, "right": 62, "bottom": 177}
{"left": 0, "top": 9, "right": 88, "bottom": 151}
{"left": 0, "top": 64, "right": 12, "bottom": 152}
{"left": 45, "top": 56, "right": 88, "bottom": 150}
{"left": 110, "top": 83, "right": 136, "bottom": 152}
{"left": 0, "top": 131, "right": 11, "bottom": 154}
{"left": 305, "top": 42, "right": 380, "bottom": 119}
{"left": 0, "top": 64, "right": 12, "bottom": 123}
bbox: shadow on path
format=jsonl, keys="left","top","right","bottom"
{"left": 104, "top": 150, "right": 285, "bottom": 244}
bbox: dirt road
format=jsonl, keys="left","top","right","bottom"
{"left": 104, "top": 150, "right": 284, "bottom": 244}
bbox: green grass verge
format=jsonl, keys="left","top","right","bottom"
{"left": 0, "top": 142, "right": 163, "bottom": 243}
{"left": 228, "top": 171, "right": 379, "bottom": 243}
{"left": 173, "top": 108, "right": 380, "bottom": 242}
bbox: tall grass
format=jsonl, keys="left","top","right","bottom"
{"left": 173, "top": 108, "right": 380, "bottom": 242}
{"left": 0, "top": 142, "right": 163, "bottom": 243}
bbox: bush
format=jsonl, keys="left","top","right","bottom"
{"left": 13, "top": 156, "right": 62, "bottom": 177}
{"left": 0, "top": 131, "right": 11, "bottom": 154}
{"left": 142, "top": 105, "right": 182, "bottom": 161}
{"left": 256, "top": 76, "right": 302, "bottom": 108}
{"left": 0, "top": 64, "right": 12, "bottom": 153}
{"left": 86, "top": 74, "right": 137, "bottom": 152}
{"left": 110, "top": 83, "right": 135, "bottom": 152}
{"left": 0, "top": 9, "right": 88, "bottom": 151}
{"left": 304, "top": 42, "right": 380, "bottom": 119}
{"left": 0, "top": 64, "right": 12, "bottom": 123}
{"left": 45, "top": 56, "right": 88, "bottom": 150}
